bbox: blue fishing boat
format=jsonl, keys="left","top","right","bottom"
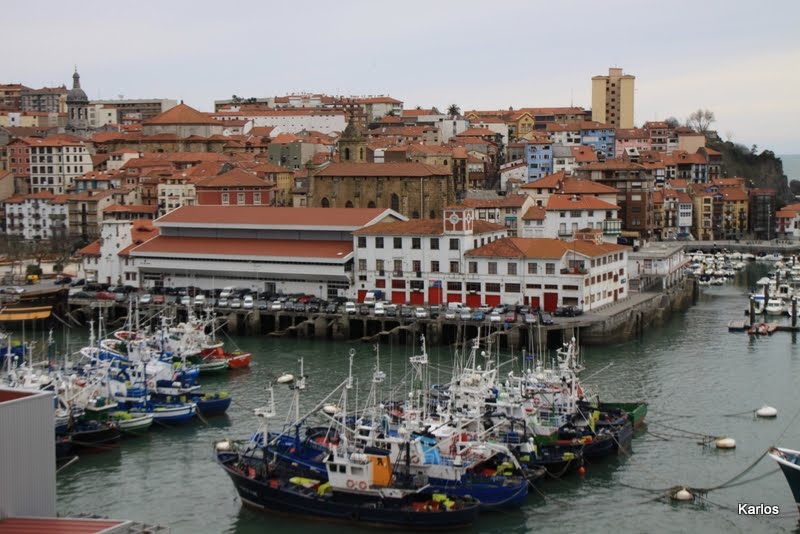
{"left": 768, "top": 446, "right": 800, "bottom": 511}
{"left": 193, "top": 392, "right": 232, "bottom": 415}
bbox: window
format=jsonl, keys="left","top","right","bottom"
{"left": 528, "top": 262, "right": 537, "bottom": 274}
{"left": 412, "top": 260, "right": 421, "bottom": 273}
{"left": 390, "top": 193, "right": 400, "bottom": 211}
{"left": 449, "top": 238, "right": 459, "bottom": 250}
{"left": 376, "top": 259, "right": 384, "bottom": 272}
{"left": 570, "top": 210, "right": 581, "bottom": 217}
{"left": 394, "top": 259, "right": 403, "bottom": 274}
{"left": 358, "top": 259, "right": 367, "bottom": 271}
{"left": 447, "top": 281, "right": 462, "bottom": 291}
{"left": 505, "top": 283, "right": 521, "bottom": 293}
{"left": 546, "top": 263, "right": 555, "bottom": 275}
{"left": 469, "top": 261, "right": 478, "bottom": 274}
{"left": 357, "top": 236, "right": 366, "bottom": 248}
{"left": 507, "top": 262, "right": 517, "bottom": 275}
{"left": 449, "top": 261, "right": 459, "bottom": 273}
{"left": 393, "top": 237, "right": 402, "bottom": 249}
{"left": 485, "top": 283, "right": 501, "bottom": 292}
{"left": 488, "top": 262, "right": 497, "bottom": 275}
{"left": 221, "top": 192, "right": 229, "bottom": 205}
{"left": 466, "top": 282, "right": 480, "bottom": 292}
{"left": 411, "top": 237, "right": 421, "bottom": 249}
{"left": 375, "top": 237, "right": 384, "bottom": 249}
{"left": 431, "top": 261, "right": 440, "bottom": 272}
{"left": 560, "top": 212, "right": 566, "bottom": 218}
{"left": 430, "top": 238, "right": 439, "bottom": 250}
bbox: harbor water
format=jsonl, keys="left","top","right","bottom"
{"left": 55, "top": 265, "right": 800, "bottom": 533}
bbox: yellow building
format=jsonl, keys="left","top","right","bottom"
{"left": 591, "top": 67, "right": 635, "bottom": 129}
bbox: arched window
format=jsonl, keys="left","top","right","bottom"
{"left": 345, "top": 200, "right": 353, "bottom": 208}
{"left": 321, "top": 197, "right": 330, "bottom": 208}
{"left": 390, "top": 193, "right": 400, "bottom": 212}
{"left": 429, "top": 210, "right": 436, "bottom": 219}
{"left": 344, "top": 148, "right": 350, "bottom": 161}
{"left": 367, "top": 201, "right": 376, "bottom": 208}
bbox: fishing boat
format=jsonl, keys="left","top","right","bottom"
{"left": 768, "top": 446, "right": 800, "bottom": 511}
{"left": 57, "top": 419, "right": 121, "bottom": 453}
{"left": 202, "top": 346, "right": 251, "bottom": 370}
{"left": 193, "top": 391, "right": 232, "bottom": 415}
{"left": 110, "top": 411, "right": 154, "bottom": 435}
{"left": 196, "top": 357, "right": 229, "bottom": 374}
{"left": 765, "top": 298, "right": 786, "bottom": 316}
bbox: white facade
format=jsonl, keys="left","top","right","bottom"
{"left": 678, "top": 200, "right": 693, "bottom": 231}
{"left": 548, "top": 207, "right": 618, "bottom": 238}
{"left": 4, "top": 195, "right": 68, "bottom": 240}
{"left": 436, "top": 117, "right": 470, "bottom": 143}
{"left": 88, "top": 104, "right": 118, "bottom": 128}
{"left": 499, "top": 161, "right": 527, "bottom": 192}
{"left": 157, "top": 179, "right": 196, "bottom": 216}
{"left": 628, "top": 243, "right": 687, "bottom": 290}
{"left": 28, "top": 140, "right": 92, "bottom": 194}
{"left": 214, "top": 110, "right": 347, "bottom": 135}
{"left": 82, "top": 220, "right": 142, "bottom": 287}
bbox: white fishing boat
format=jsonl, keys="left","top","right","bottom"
{"left": 765, "top": 298, "right": 786, "bottom": 316}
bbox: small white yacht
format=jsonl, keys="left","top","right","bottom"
{"left": 765, "top": 298, "right": 786, "bottom": 316}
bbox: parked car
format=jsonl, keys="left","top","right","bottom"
{"left": 270, "top": 300, "right": 282, "bottom": 311}
{"left": 524, "top": 313, "right": 537, "bottom": 324}
{"left": 295, "top": 303, "right": 307, "bottom": 313}
{"left": 492, "top": 305, "right": 507, "bottom": 314}
{"left": 428, "top": 305, "right": 442, "bottom": 319}
{"left": 504, "top": 311, "right": 517, "bottom": 323}
{"left": 230, "top": 298, "right": 242, "bottom": 309}
{"left": 374, "top": 302, "right": 386, "bottom": 316}
{"left": 414, "top": 307, "right": 428, "bottom": 319}
{"left": 489, "top": 312, "right": 501, "bottom": 323}
{"left": 243, "top": 295, "right": 254, "bottom": 309}
{"left": 152, "top": 295, "right": 165, "bottom": 305}
{"left": 71, "top": 291, "right": 92, "bottom": 299}
{"left": 400, "top": 306, "right": 414, "bottom": 318}
{"left": 554, "top": 306, "right": 583, "bottom": 317}
{"left": 195, "top": 294, "right": 207, "bottom": 307}
{"left": 218, "top": 297, "right": 229, "bottom": 308}
{"left": 55, "top": 276, "right": 72, "bottom": 285}
{"left": 538, "top": 311, "right": 554, "bottom": 325}
{"left": 385, "top": 304, "right": 398, "bottom": 317}
{"left": 325, "top": 302, "right": 338, "bottom": 314}
{"left": 359, "top": 304, "right": 371, "bottom": 315}
{"left": 69, "top": 278, "right": 85, "bottom": 287}
{"left": 471, "top": 311, "right": 485, "bottom": 321}
{"left": 180, "top": 295, "right": 192, "bottom": 306}
{"left": 96, "top": 291, "right": 116, "bottom": 300}
{"left": 257, "top": 299, "right": 268, "bottom": 310}
{"left": 478, "top": 305, "right": 493, "bottom": 313}
{"left": 459, "top": 310, "right": 472, "bottom": 321}
{"left": 308, "top": 301, "right": 320, "bottom": 313}
{"left": 516, "top": 305, "right": 530, "bottom": 315}
{"left": 445, "top": 310, "right": 457, "bottom": 320}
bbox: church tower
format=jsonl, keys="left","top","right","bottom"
{"left": 337, "top": 115, "right": 366, "bottom": 163}
{"left": 66, "top": 68, "right": 89, "bottom": 136}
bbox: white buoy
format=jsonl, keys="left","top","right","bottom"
{"left": 715, "top": 437, "right": 736, "bottom": 449}
{"left": 215, "top": 440, "right": 231, "bottom": 451}
{"left": 276, "top": 373, "right": 295, "bottom": 384}
{"left": 756, "top": 405, "right": 778, "bottom": 418}
{"left": 322, "top": 404, "right": 339, "bottom": 415}
{"left": 673, "top": 487, "right": 694, "bottom": 501}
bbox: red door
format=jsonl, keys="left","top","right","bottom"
{"left": 447, "top": 293, "right": 462, "bottom": 304}
{"left": 357, "top": 290, "right": 367, "bottom": 303}
{"left": 530, "top": 296, "right": 541, "bottom": 309}
{"left": 410, "top": 292, "right": 424, "bottom": 305}
{"left": 485, "top": 295, "right": 501, "bottom": 306}
{"left": 391, "top": 291, "right": 406, "bottom": 304}
{"left": 428, "top": 287, "right": 442, "bottom": 305}
{"left": 466, "top": 294, "right": 481, "bottom": 308}
{"left": 614, "top": 289, "right": 618, "bottom": 302}
{"left": 544, "top": 292, "right": 558, "bottom": 312}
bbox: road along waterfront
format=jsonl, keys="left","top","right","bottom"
{"left": 55, "top": 265, "right": 800, "bottom": 533}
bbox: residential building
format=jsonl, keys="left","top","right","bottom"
{"left": 142, "top": 103, "right": 224, "bottom": 137}
{"left": 67, "top": 188, "right": 138, "bottom": 240}
{"left": 20, "top": 86, "right": 67, "bottom": 113}
{"left": 719, "top": 187, "right": 749, "bottom": 240}
{"left": 90, "top": 98, "right": 178, "bottom": 123}
{"left": 253, "top": 162, "right": 294, "bottom": 206}
{"left": 522, "top": 137, "right": 552, "bottom": 182}
{"left": 776, "top": 203, "right": 800, "bottom": 240}
{"left": 129, "top": 206, "right": 404, "bottom": 298}
{"left": 464, "top": 236, "right": 628, "bottom": 310}
{"left": 544, "top": 194, "right": 620, "bottom": 239}
{"left": 267, "top": 134, "right": 326, "bottom": 170}
{"left": 653, "top": 189, "right": 692, "bottom": 240}
{"left": 102, "top": 203, "right": 159, "bottom": 221}
{"left": 4, "top": 192, "right": 68, "bottom": 240}
{"left": 6, "top": 137, "right": 33, "bottom": 192}
{"left": 195, "top": 168, "right": 274, "bottom": 206}
{"left": 351, "top": 207, "right": 507, "bottom": 305}
{"left": 749, "top": 188, "right": 777, "bottom": 240}
{"left": 157, "top": 174, "right": 196, "bottom": 216}
{"left": 0, "top": 84, "right": 28, "bottom": 111}
{"left": 79, "top": 219, "right": 157, "bottom": 286}
{"left": 591, "top": 67, "right": 635, "bottom": 128}
{"left": 27, "top": 136, "right": 92, "bottom": 194}
{"left": 460, "top": 194, "right": 534, "bottom": 237}
{"left": 213, "top": 108, "right": 347, "bottom": 135}
{"left": 627, "top": 242, "right": 687, "bottom": 291}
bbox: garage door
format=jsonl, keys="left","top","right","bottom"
{"left": 357, "top": 290, "right": 367, "bottom": 303}
{"left": 428, "top": 287, "right": 442, "bottom": 305}
{"left": 409, "top": 292, "right": 424, "bottom": 305}
{"left": 446, "top": 293, "right": 462, "bottom": 304}
{"left": 485, "top": 295, "right": 501, "bottom": 306}
{"left": 466, "top": 294, "right": 481, "bottom": 308}
{"left": 544, "top": 292, "right": 558, "bottom": 312}
{"left": 391, "top": 291, "right": 406, "bottom": 305}
{"left": 530, "top": 296, "right": 540, "bottom": 309}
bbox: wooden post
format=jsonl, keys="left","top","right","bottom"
{"left": 776, "top": 270, "right": 781, "bottom": 287}
{"left": 749, "top": 296, "right": 755, "bottom": 326}
{"left": 793, "top": 298, "right": 798, "bottom": 329}
{"left": 764, "top": 284, "right": 770, "bottom": 314}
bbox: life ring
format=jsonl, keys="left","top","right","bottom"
{"left": 411, "top": 456, "right": 419, "bottom": 465}
{"left": 533, "top": 397, "right": 541, "bottom": 405}
{"left": 358, "top": 481, "right": 368, "bottom": 491}
{"left": 346, "top": 479, "right": 356, "bottom": 489}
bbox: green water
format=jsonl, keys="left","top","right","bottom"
{"left": 56, "top": 266, "right": 800, "bottom": 533}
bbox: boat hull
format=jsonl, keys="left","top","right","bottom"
{"left": 769, "top": 447, "right": 800, "bottom": 511}
{"left": 425, "top": 476, "right": 528, "bottom": 509}
{"left": 195, "top": 395, "right": 232, "bottom": 415}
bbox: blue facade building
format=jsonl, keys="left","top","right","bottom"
{"left": 524, "top": 140, "right": 553, "bottom": 182}
{"left": 580, "top": 124, "right": 616, "bottom": 160}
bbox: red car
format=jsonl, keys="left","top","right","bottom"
{"left": 96, "top": 291, "right": 116, "bottom": 300}
{"left": 152, "top": 295, "right": 165, "bottom": 304}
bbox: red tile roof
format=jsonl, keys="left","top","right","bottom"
{"left": 155, "top": 205, "right": 400, "bottom": 227}
{"left": 521, "top": 206, "right": 547, "bottom": 220}
{"left": 546, "top": 194, "right": 618, "bottom": 211}
{"left": 316, "top": 162, "right": 450, "bottom": 177}
{"left": 195, "top": 168, "right": 270, "bottom": 188}
{"left": 560, "top": 176, "right": 618, "bottom": 195}
{"left": 720, "top": 188, "right": 749, "bottom": 202}
{"left": 465, "top": 236, "right": 626, "bottom": 259}
{"left": 520, "top": 171, "right": 565, "bottom": 190}
{"left": 131, "top": 236, "right": 353, "bottom": 260}
{"left": 143, "top": 103, "right": 219, "bottom": 125}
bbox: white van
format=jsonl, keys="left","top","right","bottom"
{"left": 374, "top": 302, "right": 385, "bottom": 316}
{"left": 345, "top": 302, "right": 357, "bottom": 314}
{"left": 220, "top": 286, "right": 236, "bottom": 299}
{"left": 243, "top": 295, "right": 254, "bottom": 309}
{"left": 447, "top": 302, "right": 470, "bottom": 312}
{"left": 194, "top": 294, "right": 206, "bottom": 307}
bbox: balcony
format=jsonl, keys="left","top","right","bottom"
{"left": 603, "top": 218, "right": 622, "bottom": 236}
{"left": 560, "top": 267, "right": 588, "bottom": 275}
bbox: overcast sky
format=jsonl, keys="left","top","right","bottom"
{"left": 5, "top": 0, "right": 800, "bottom": 153}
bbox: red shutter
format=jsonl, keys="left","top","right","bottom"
{"left": 391, "top": 291, "right": 406, "bottom": 304}
{"left": 357, "top": 290, "right": 367, "bottom": 303}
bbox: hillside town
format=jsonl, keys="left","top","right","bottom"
{"left": 0, "top": 67, "right": 790, "bottom": 308}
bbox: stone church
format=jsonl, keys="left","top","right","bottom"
{"left": 309, "top": 118, "right": 458, "bottom": 219}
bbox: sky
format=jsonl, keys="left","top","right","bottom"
{"left": 5, "top": 0, "right": 800, "bottom": 153}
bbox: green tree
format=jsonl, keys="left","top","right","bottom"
{"left": 447, "top": 104, "right": 461, "bottom": 118}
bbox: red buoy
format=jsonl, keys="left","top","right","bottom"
{"left": 578, "top": 466, "right": 586, "bottom": 475}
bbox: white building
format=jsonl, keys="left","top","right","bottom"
{"left": 129, "top": 206, "right": 405, "bottom": 299}
{"left": 79, "top": 219, "right": 157, "bottom": 286}
{"left": 28, "top": 136, "right": 92, "bottom": 194}
{"left": 436, "top": 116, "right": 470, "bottom": 143}
{"left": 627, "top": 242, "right": 687, "bottom": 291}
{"left": 499, "top": 161, "right": 527, "bottom": 192}
{"left": 544, "top": 194, "right": 620, "bottom": 239}
{"left": 351, "top": 207, "right": 508, "bottom": 305}
{"left": 212, "top": 109, "right": 347, "bottom": 135}
{"left": 88, "top": 104, "right": 118, "bottom": 128}
{"left": 464, "top": 235, "right": 629, "bottom": 310}
{"left": 157, "top": 175, "right": 196, "bottom": 216}
{"left": 4, "top": 192, "right": 68, "bottom": 240}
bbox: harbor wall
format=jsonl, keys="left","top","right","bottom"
{"left": 580, "top": 278, "right": 696, "bottom": 345}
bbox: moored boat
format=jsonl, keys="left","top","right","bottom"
{"left": 768, "top": 446, "right": 800, "bottom": 511}
{"left": 110, "top": 411, "right": 154, "bottom": 435}
{"left": 194, "top": 392, "right": 232, "bottom": 415}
